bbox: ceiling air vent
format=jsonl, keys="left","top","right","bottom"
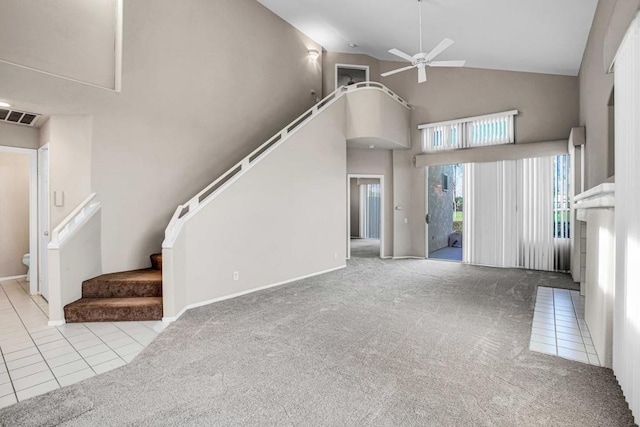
{"left": 0, "top": 108, "right": 41, "bottom": 127}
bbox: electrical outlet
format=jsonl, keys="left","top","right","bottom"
{"left": 233, "top": 271, "right": 239, "bottom": 281}
{"left": 404, "top": 218, "right": 408, "bottom": 224}
{"left": 334, "top": 252, "right": 338, "bottom": 259}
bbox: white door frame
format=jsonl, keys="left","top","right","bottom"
{"left": 425, "top": 166, "right": 430, "bottom": 259}
{"left": 425, "top": 164, "right": 465, "bottom": 261}
{"left": 38, "top": 144, "right": 50, "bottom": 299}
{"left": 335, "top": 64, "right": 370, "bottom": 90}
{"left": 347, "top": 174, "right": 385, "bottom": 259}
{"left": 0, "top": 145, "right": 38, "bottom": 293}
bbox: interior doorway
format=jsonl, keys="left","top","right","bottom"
{"left": 347, "top": 174, "right": 384, "bottom": 259}
{"left": 426, "top": 164, "right": 463, "bottom": 261}
{"left": 335, "top": 64, "right": 369, "bottom": 89}
{"left": 0, "top": 145, "right": 39, "bottom": 292}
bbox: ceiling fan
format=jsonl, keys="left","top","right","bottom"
{"left": 381, "top": 0, "right": 466, "bottom": 83}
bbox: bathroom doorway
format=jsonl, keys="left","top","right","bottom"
{"left": 0, "top": 145, "right": 38, "bottom": 293}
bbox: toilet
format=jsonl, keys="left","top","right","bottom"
{"left": 22, "top": 253, "right": 30, "bottom": 281}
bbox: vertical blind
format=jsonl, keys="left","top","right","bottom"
{"left": 464, "top": 155, "right": 571, "bottom": 271}
{"left": 613, "top": 13, "right": 640, "bottom": 421}
{"left": 463, "top": 161, "right": 518, "bottom": 267}
{"left": 360, "top": 183, "right": 381, "bottom": 239}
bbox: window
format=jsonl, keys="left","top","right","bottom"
{"left": 419, "top": 110, "right": 518, "bottom": 152}
{"left": 553, "top": 154, "right": 571, "bottom": 239}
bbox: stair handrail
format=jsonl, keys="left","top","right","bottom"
{"left": 163, "top": 82, "right": 410, "bottom": 248}
{"left": 49, "top": 193, "right": 101, "bottom": 249}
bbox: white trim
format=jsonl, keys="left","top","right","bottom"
{"left": 347, "top": 174, "right": 385, "bottom": 259}
{"left": 0, "top": 275, "right": 27, "bottom": 281}
{"left": 162, "top": 265, "right": 346, "bottom": 323}
{"left": 47, "top": 198, "right": 102, "bottom": 249}
{"left": 114, "top": 0, "right": 124, "bottom": 92}
{"left": 0, "top": 60, "right": 119, "bottom": 92}
{"left": 418, "top": 110, "right": 519, "bottom": 130}
{"left": 0, "top": 145, "right": 38, "bottom": 295}
{"left": 335, "top": 64, "right": 370, "bottom": 91}
{"left": 574, "top": 183, "right": 615, "bottom": 202}
{"left": 425, "top": 167, "right": 430, "bottom": 259}
{"left": 38, "top": 144, "right": 50, "bottom": 299}
{"left": 392, "top": 256, "right": 425, "bottom": 260}
{"left": 47, "top": 320, "right": 65, "bottom": 326}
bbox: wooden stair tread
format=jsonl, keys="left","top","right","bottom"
{"left": 85, "top": 268, "right": 161, "bottom": 284}
{"left": 66, "top": 297, "right": 163, "bottom": 308}
{"left": 82, "top": 269, "right": 162, "bottom": 298}
{"left": 64, "top": 297, "right": 162, "bottom": 323}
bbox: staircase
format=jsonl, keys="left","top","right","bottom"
{"left": 63, "top": 254, "right": 163, "bottom": 322}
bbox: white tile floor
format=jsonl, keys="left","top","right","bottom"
{"left": 529, "top": 286, "right": 601, "bottom": 366}
{"left": 0, "top": 278, "right": 168, "bottom": 409}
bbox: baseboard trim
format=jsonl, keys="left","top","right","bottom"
{"left": 162, "top": 265, "right": 347, "bottom": 323}
{"left": 392, "top": 256, "right": 425, "bottom": 260}
{"left": 48, "top": 320, "right": 65, "bottom": 326}
{"left": 0, "top": 274, "right": 27, "bottom": 281}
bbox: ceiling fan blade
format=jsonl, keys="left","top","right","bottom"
{"left": 428, "top": 60, "right": 466, "bottom": 67}
{"left": 418, "top": 66, "right": 427, "bottom": 83}
{"left": 381, "top": 64, "right": 416, "bottom": 77}
{"left": 425, "top": 38, "right": 454, "bottom": 62}
{"left": 388, "top": 48, "right": 414, "bottom": 63}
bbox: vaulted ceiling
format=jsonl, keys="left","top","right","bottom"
{"left": 258, "top": 0, "right": 598, "bottom": 76}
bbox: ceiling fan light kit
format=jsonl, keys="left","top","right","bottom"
{"left": 382, "top": 0, "right": 466, "bottom": 83}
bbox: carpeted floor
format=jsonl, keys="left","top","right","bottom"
{"left": 350, "top": 238, "right": 381, "bottom": 258}
{"left": 0, "top": 258, "right": 634, "bottom": 426}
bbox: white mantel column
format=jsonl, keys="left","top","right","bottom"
{"left": 574, "top": 183, "right": 615, "bottom": 368}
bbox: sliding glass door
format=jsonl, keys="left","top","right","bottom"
{"left": 427, "top": 164, "right": 463, "bottom": 261}
{"left": 463, "top": 154, "right": 571, "bottom": 272}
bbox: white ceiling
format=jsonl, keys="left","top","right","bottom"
{"left": 258, "top": 0, "right": 598, "bottom": 76}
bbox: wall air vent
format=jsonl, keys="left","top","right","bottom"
{"left": 0, "top": 108, "right": 41, "bottom": 127}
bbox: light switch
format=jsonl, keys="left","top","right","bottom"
{"left": 54, "top": 191, "right": 64, "bottom": 207}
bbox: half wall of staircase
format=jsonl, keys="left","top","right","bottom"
{"left": 162, "top": 83, "right": 411, "bottom": 321}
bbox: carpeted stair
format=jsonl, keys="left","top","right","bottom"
{"left": 64, "top": 253, "right": 163, "bottom": 322}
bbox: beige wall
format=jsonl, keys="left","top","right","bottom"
{"left": 0, "top": 0, "right": 119, "bottom": 88}
{"left": 0, "top": 152, "right": 30, "bottom": 277}
{"left": 0, "top": 122, "right": 39, "bottom": 150}
{"left": 345, "top": 89, "right": 411, "bottom": 149}
{"left": 347, "top": 148, "right": 394, "bottom": 257}
{"left": 383, "top": 65, "right": 579, "bottom": 146}
{"left": 579, "top": 0, "right": 640, "bottom": 190}
{"left": 39, "top": 116, "right": 92, "bottom": 228}
{"left": 0, "top": 0, "right": 322, "bottom": 273}
{"left": 163, "top": 98, "right": 347, "bottom": 319}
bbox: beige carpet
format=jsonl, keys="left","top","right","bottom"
{"left": 0, "top": 257, "right": 634, "bottom": 426}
